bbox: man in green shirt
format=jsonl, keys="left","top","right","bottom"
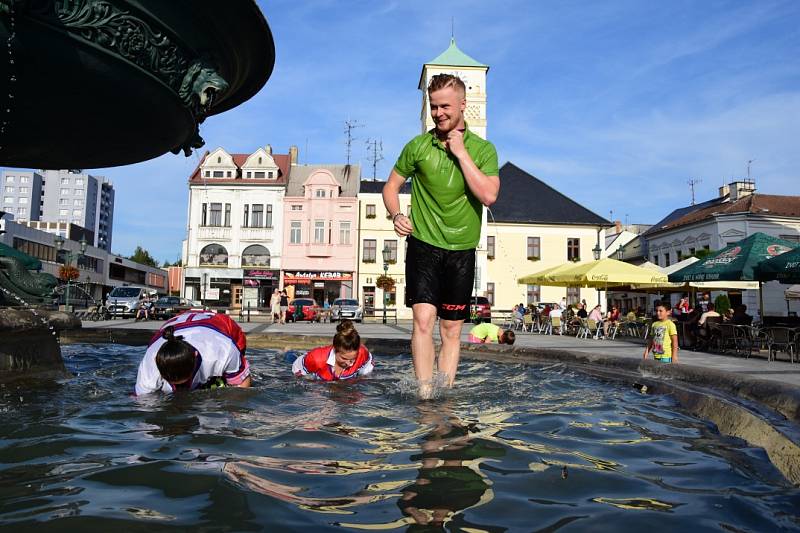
{"left": 383, "top": 73, "right": 500, "bottom": 398}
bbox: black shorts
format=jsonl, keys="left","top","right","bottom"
{"left": 405, "top": 236, "right": 475, "bottom": 321}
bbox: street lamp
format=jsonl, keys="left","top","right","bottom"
{"left": 381, "top": 245, "right": 391, "bottom": 325}
{"left": 616, "top": 244, "right": 624, "bottom": 261}
{"left": 54, "top": 235, "right": 88, "bottom": 312}
{"left": 592, "top": 243, "right": 602, "bottom": 261}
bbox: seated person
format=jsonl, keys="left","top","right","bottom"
{"left": 292, "top": 320, "right": 373, "bottom": 381}
{"left": 603, "top": 305, "right": 620, "bottom": 337}
{"left": 135, "top": 312, "right": 251, "bottom": 395}
{"left": 468, "top": 322, "right": 515, "bottom": 345}
{"left": 512, "top": 304, "right": 525, "bottom": 328}
{"left": 731, "top": 304, "right": 753, "bottom": 326}
{"left": 697, "top": 302, "right": 721, "bottom": 341}
{"left": 548, "top": 305, "right": 564, "bottom": 333}
{"left": 135, "top": 297, "right": 152, "bottom": 321}
{"left": 569, "top": 303, "right": 587, "bottom": 328}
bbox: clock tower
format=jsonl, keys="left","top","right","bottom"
{"left": 419, "top": 38, "right": 489, "bottom": 139}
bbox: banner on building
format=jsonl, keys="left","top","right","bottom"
{"left": 283, "top": 271, "right": 353, "bottom": 283}
{"left": 244, "top": 269, "right": 278, "bottom": 279}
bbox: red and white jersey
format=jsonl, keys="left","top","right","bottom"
{"left": 135, "top": 312, "right": 249, "bottom": 395}
{"left": 292, "top": 345, "right": 373, "bottom": 381}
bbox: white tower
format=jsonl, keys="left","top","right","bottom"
{"left": 419, "top": 38, "right": 489, "bottom": 139}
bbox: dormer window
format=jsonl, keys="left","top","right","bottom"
{"left": 315, "top": 189, "right": 326, "bottom": 198}
{"left": 217, "top": 156, "right": 221, "bottom": 163}
{"left": 213, "top": 171, "right": 224, "bottom": 178}
{"left": 258, "top": 157, "right": 262, "bottom": 164}
{"left": 205, "top": 171, "right": 210, "bottom": 177}
{"left": 268, "top": 171, "right": 273, "bottom": 179}
{"left": 254, "top": 171, "right": 265, "bottom": 179}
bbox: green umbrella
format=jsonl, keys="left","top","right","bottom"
{"left": 668, "top": 232, "right": 796, "bottom": 319}
{"left": 667, "top": 232, "right": 796, "bottom": 283}
{"left": 755, "top": 246, "right": 800, "bottom": 284}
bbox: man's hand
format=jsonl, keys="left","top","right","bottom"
{"left": 445, "top": 129, "right": 467, "bottom": 158}
{"left": 393, "top": 214, "right": 413, "bottom": 237}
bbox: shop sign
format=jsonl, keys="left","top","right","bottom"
{"left": 206, "top": 288, "right": 220, "bottom": 300}
{"left": 314, "top": 282, "right": 325, "bottom": 288}
{"left": 245, "top": 269, "right": 277, "bottom": 279}
{"left": 283, "top": 271, "right": 353, "bottom": 282}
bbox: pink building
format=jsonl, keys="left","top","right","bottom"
{"left": 281, "top": 164, "right": 360, "bottom": 304}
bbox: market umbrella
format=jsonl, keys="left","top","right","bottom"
{"left": 548, "top": 258, "right": 669, "bottom": 288}
{"left": 754, "top": 246, "right": 800, "bottom": 285}
{"left": 658, "top": 257, "right": 759, "bottom": 290}
{"left": 668, "top": 232, "right": 796, "bottom": 318}
{"left": 517, "top": 262, "right": 582, "bottom": 285}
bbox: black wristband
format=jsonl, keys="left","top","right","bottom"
{"left": 392, "top": 212, "right": 404, "bottom": 223}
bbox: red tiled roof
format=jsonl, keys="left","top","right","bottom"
{"left": 660, "top": 194, "right": 800, "bottom": 231}
{"left": 188, "top": 151, "right": 291, "bottom": 184}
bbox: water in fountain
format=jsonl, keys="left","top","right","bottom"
{"left": 0, "top": 285, "right": 59, "bottom": 341}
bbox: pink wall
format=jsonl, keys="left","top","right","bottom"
{"left": 281, "top": 169, "right": 358, "bottom": 273}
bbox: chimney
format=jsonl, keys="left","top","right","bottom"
{"left": 718, "top": 184, "right": 730, "bottom": 199}
{"left": 265, "top": 144, "right": 272, "bottom": 155}
{"left": 729, "top": 179, "right": 756, "bottom": 202}
{"left": 615, "top": 220, "right": 622, "bottom": 234}
{"left": 289, "top": 145, "right": 298, "bottom": 165}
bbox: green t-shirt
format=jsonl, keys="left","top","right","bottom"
{"left": 470, "top": 322, "right": 501, "bottom": 343}
{"left": 393, "top": 127, "right": 499, "bottom": 250}
{"left": 651, "top": 319, "right": 678, "bottom": 359}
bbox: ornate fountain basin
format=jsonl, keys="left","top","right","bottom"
{"left": 0, "top": 0, "right": 275, "bottom": 168}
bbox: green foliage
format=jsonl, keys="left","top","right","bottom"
{"left": 129, "top": 245, "right": 159, "bottom": 268}
{"left": 693, "top": 248, "right": 715, "bottom": 260}
{"left": 162, "top": 257, "right": 183, "bottom": 268}
{"left": 714, "top": 293, "right": 731, "bottom": 316}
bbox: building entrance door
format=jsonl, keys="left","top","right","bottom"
{"left": 231, "top": 284, "right": 242, "bottom": 309}
{"left": 363, "top": 286, "right": 375, "bottom": 316}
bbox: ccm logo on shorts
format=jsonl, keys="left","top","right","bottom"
{"left": 441, "top": 304, "right": 466, "bottom": 311}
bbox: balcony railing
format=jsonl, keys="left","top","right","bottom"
{"left": 240, "top": 226, "right": 274, "bottom": 241}
{"left": 197, "top": 226, "right": 231, "bottom": 240}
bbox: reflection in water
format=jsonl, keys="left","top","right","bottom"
{"left": 1, "top": 344, "right": 799, "bottom": 531}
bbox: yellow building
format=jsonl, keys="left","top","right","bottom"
{"left": 486, "top": 163, "right": 611, "bottom": 311}
{"left": 356, "top": 182, "right": 412, "bottom": 319}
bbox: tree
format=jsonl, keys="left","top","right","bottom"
{"left": 129, "top": 245, "right": 158, "bottom": 268}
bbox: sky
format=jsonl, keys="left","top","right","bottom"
{"left": 4, "top": 0, "right": 800, "bottom": 263}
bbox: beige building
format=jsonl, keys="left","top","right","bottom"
{"left": 486, "top": 163, "right": 612, "bottom": 311}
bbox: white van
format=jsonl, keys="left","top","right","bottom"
{"left": 106, "top": 287, "right": 157, "bottom": 318}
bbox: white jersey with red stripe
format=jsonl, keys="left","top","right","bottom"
{"left": 135, "top": 312, "right": 249, "bottom": 395}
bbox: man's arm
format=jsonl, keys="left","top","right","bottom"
{"left": 383, "top": 169, "right": 413, "bottom": 237}
{"left": 446, "top": 130, "right": 499, "bottom": 206}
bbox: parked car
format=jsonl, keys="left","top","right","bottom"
{"left": 469, "top": 296, "right": 492, "bottom": 323}
{"left": 105, "top": 286, "right": 156, "bottom": 318}
{"left": 288, "top": 298, "right": 319, "bottom": 322}
{"left": 330, "top": 298, "right": 363, "bottom": 323}
{"left": 152, "top": 296, "right": 193, "bottom": 319}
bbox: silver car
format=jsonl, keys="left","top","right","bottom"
{"left": 330, "top": 298, "right": 363, "bottom": 323}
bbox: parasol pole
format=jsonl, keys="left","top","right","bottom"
{"left": 758, "top": 280, "right": 765, "bottom": 324}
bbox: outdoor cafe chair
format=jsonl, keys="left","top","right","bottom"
{"left": 549, "top": 317, "right": 561, "bottom": 335}
{"left": 522, "top": 313, "right": 533, "bottom": 332}
{"left": 731, "top": 324, "right": 754, "bottom": 358}
{"left": 766, "top": 327, "right": 796, "bottom": 363}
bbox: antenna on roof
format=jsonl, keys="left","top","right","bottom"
{"left": 451, "top": 17, "right": 454, "bottom": 39}
{"left": 343, "top": 119, "right": 363, "bottom": 165}
{"left": 365, "top": 138, "right": 384, "bottom": 181}
{"left": 746, "top": 158, "right": 756, "bottom": 180}
{"left": 687, "top": 178, "right": 702, "bottom": 206}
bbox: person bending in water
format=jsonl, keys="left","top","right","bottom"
{"left": 292, "top": 320, "right": 374, "bottom": 381}
{"left": 467, "top": 322, "right": 515, "bottom": 345}
{"left": 135, "top": 312, "right": 251, "bottom": 395}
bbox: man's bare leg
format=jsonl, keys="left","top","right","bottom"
{"left": 411, "top": 303, "right": 437, "bottom": 398}
{"left": 438, "top": 318, "right": 464, "bottom": 386}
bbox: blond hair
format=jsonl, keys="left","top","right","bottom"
{"left": 427, "top": 73, "right": 466, "bottom": 96}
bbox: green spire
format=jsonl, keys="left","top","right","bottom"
{"left": 426, "top": 38, "right": 487, "bottom": 68}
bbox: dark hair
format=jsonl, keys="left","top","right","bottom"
{"left": 654, "top": 300, "right": 669, "bottom": 310}
{"left": 155, "top": 326, "right": 196, "bottom": 383}
{"left": 427, "top": 73, "right": 466, "bottom": 96}
{"left": 503, "top": 329, "right": 516, "bottom": 345}
{"left": 333, "top": 320, "right": 360, "bottom": 352}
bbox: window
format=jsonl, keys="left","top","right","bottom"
{"left": 527, "top": 284, "right": 541, "bottom": 304}
{"left": 20, "top": 176, "right": 28, "bottom": 183}
{"left": 339, "top": 221, "right": 351, "bottom": 245}
{"left": 487, "top": 282, "right": 495, "bottom": 306}
{"left": 652, "top": 255, "right": 659, "bottom": 266}
{"left": 677, "top": 250, "right": 683, "bottom": 261}
{"left": 75, "top": 177, "right": 83, "bottom": 185}
{"left": 18, "top": 187, "right": 27, "bottom": 194}
{"left": 74, "top": 198, "right": 82, "bottom": 206}
{"left": 212, "top": 170, "right": 224, "bottom": 178}
{"left": 224, "top": 203, "right": 231, "bottom": 226}
{"left": 201, "top": 203, "right": 207, "bottom": 226}
{"left": 663, "top": 253, "right": 671, "bottom": 267}
{"left": 268, "top": 171, "right": 274, "bottom": 179}
{"left": 17, "top": 208, "right": 26, "bottom": 216}
{"left": 251, "top": 204, "right": 263, "bottom": 227}
{"left": 226, "top": 171, "right": 232, "bottom": 177}
{"left": 254, "top": 171, "right": 265, "bottom": 179}
{"left": 779, "top": 234, "right": 800, "bottom": 243}
{"left": 385, "top": 239, "right": 398, "bottom": 263}
{"left": 246, "top": 172, "right": 251, "bottom": 178}
{"left": 265, "top": 204, "right": 273, "bottom": 228}
{"left": 4, "top": 186, "right": 12, "bottom": 193}
{"left": 59, "top": 209, "right": 69, "bottom": 216}
{"left": 4, "top": 175, "right": 13, "bottom": 182}
{"left": 58, "top": 198, "right": 68, "bottom": 205}
{"left": 688, "top": 247, "right": 696, "bottom": 256}
{"left": 290, "top": 221, "right": 302, "bottom": 244}
{"left": 567, "top": 238, "right": 580, "bottom": 261}
{"left": 291, "top": 205, "right": 302, "bottom": 211}
{"left": 60, "top": 188, "right": 70, "bottom": 195}
{"left": 703, "top": 245, "right": 710, "bottom": 252}
{"left": 366, "top": 204, "right": 376, "bottom": 218}
{"left": 567, "top": 287, "right": 580, "bottom": 305}
{"left": 74, "top": 189, "right": 81, "bottom": 196}
{"left": 527, "top": 236, "right": 541, "bottom": 260}
{"left": 205, "top": 170, "right": 211, "bottom": 177}
{"left": 3, "top": 197, "right": 12, "bottom": 204}
{"left": 72, "top": 209, "right": 82, "bottom": 217}
{"left": 209, "top": 202, "right": 222, "bottom": 226}
{"left": 315, "top": 189, "right": 326, "bottom": 198}
{"left": 61, "top": 177, "right": 69, "bottom": 185}
{"left": 314, "top": 220, "right": 325, "bottom": 243}
{"left": 242, "top": 205, "right": 249, "bottom": 227}
{"left": 199, "top": 243, "right": 228, "bottom": 265}
{"left": 363, "top": 239, "right": 377, "bottom": 262}
{"left": 241, "top": 244, "right": 270, "bottom": 267}
{"left": 487, "top": 236, "right": 495, "bottom": 259}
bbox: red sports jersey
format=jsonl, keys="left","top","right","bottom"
{"left": 292, "top": 344, "right": 373, "bottom": 381}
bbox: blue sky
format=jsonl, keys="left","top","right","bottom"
{"left": 5, "top": 0, "right": 800, "bottom": 262}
